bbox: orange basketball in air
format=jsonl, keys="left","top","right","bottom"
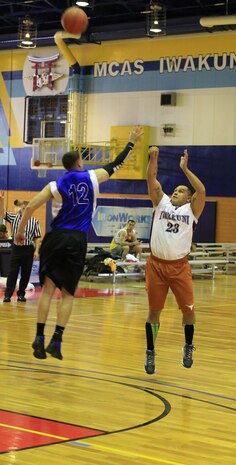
{"left": 61, "top": 6, "right": 88, "bottom": 34}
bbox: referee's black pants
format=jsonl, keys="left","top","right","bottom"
{"left": 4, "top": 245, "right": 35, "bottom": 298}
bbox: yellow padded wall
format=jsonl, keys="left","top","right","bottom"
{"left": 110, "top": 126, "right": 151, "bottom": 180}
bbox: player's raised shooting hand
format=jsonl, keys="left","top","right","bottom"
{"left": 180, "top": 149, "right": 188, "bottom": 171}
{"left": 148, "top": 146, "right": 159, "bottom": 160}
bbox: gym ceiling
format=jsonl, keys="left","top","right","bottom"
{"left": 1, "top": 0, "right": 236, "bottom": 50}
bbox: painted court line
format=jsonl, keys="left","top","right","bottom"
{"left": 71, "top": 440, "right": 187, "bottom": 465}
{"left": 0, "top": 410, "right": 105, "bottom": 453}
{"left": 0, "top": 422, "right": 66, "bottom": 440}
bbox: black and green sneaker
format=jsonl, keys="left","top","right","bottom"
{"left": 182, "top": 344, "right": 195, "bottom": 368}
{"left": 145, "top": 349, "right": 155, "bottom": 374}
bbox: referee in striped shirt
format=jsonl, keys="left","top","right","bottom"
{"left": 0, "top": 196, "right": 41, "bottom": 302}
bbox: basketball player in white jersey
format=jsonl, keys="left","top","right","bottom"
{"left": 145, "top": 147, "right": 206, "bottom": 374}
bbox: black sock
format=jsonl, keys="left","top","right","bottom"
{"left": 184, "top": 324, "right": 194, "bottom": 345}
{"left": 36, "top": 323, "right": 45, "bottom": 337}
{"left": 52, "top": 325, "right": 65, "bottom": 342}
{"left": 145, "top": 322, "right": 160, "bottom": 350}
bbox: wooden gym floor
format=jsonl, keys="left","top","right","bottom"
{"left": 0, "top": 273, "right": 235, "bottom": 465}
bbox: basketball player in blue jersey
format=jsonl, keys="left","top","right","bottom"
{"left": 145, "top": 147, "right": 206, "bottom": 374}
{"left": 15, "top": 126, "right": 143, "bottom": 360}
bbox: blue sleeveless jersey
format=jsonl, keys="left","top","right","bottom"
{"left": 50, "top": 169, "right": 99, "bottom": 233}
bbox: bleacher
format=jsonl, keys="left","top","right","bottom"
{"left": 84, "top": 242, "right": 236, "bottom": 283}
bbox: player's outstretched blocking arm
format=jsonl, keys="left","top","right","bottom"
{"left": 95, "top": 126, "right": 143, "bottom": 184}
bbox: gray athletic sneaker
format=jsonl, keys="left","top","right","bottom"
{"left": 145, "top": 349, "right": 155, "bottom": 374}
{"left": 182, "top": 344, "right": 195, "bottom": 368}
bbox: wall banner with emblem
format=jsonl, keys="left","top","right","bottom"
{"left": 89, "top": 198, "right": 153, "bottom": 243}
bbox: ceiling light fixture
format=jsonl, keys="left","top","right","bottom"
{"left": 76, "top": 1, "right": 89, "bottom": 6}
{"left": 150, "top": 19, "right": 162, "bottom": 33}
{"left": 146, "top": 1, "right": 166, "bottom": 37}
{"left": 18, "top": 16, "right": 37, "bottom": 49}
{"left": 75, "top": 1, "right": 94, "bottom": 9}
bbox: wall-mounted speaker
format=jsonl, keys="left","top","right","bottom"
{"left": 160, "top": 93, "right": 176, "bottom": 106}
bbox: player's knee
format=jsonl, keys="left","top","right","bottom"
{"left": 182, "top": 309, "right": 195, "bottom": 325}
{"left": 148, "top": 308, "right": 162, "bottom": 321}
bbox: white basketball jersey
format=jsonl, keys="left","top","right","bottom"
{"left": 150, "top": 194, "right": 197, "bottom": 260}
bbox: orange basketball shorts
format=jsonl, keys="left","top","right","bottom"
{"left": 145, "top": 254, "right": 195, "bottom": 314}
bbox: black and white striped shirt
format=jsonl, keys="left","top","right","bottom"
{"left": 5, "top": 212, "right": 41, "bottom": 246}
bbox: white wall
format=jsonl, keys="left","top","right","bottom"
{"left": 86, "top": 87, "right": 236, "bottom": 146}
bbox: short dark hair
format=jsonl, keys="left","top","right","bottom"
{"left": 62, "top": 151, "right": 80, "bottom": 171}
{"left": 0, "top": 224, "right": 7, "bottom": 232}
{"left": 186, "top": 187, "right": 193, "bottom": 197}
{"left": 14, "top": 199, "right": 21, "bottom": 206}
{"left": 14, "top": 199, "right": 29, "bottom": 207}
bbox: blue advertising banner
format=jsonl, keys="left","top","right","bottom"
{"left": 87, "top": 197, "right": 153, "bottom": 243}
{"left": 92, "top": 205, "right": 153, "bottom": 240}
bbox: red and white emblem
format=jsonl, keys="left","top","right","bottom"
{"left": 23, "top": 47, "right": 69, "bottom": 96}
{"left": 28, "top": 54, "right": 63, "bottom": 91}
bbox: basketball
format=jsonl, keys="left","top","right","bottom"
{"left": 61, "top": 6, "right": 88, "bottom": 35}
{"left": 34, "top": 160, "right": 41, "bottom": 166}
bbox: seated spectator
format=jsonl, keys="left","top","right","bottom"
{"left": 110, "top": 219, "right": 142, "bottom": 260}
